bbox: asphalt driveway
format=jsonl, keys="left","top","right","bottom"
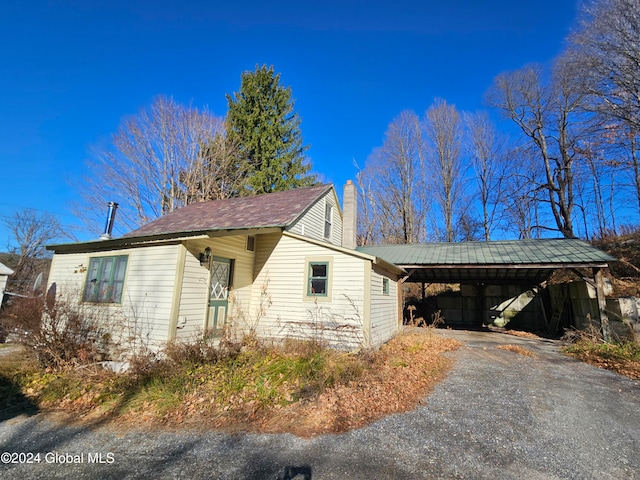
{"left": 1, "top": 329, "right": 639, "bottom": 479}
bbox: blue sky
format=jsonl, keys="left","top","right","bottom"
{"left": 0, "top": 0, "right": 579, "bottom": 246}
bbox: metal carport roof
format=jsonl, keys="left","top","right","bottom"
{"left": 357, "top": 239, "right": 616, "bottom": 284}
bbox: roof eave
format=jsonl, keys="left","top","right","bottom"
{"left": 47, "top": 226, "right": 285, "bottom": 254}
{"left": 398, "top": 262, "right": 611, "bottom": 269}
{"left": 283, "top": 231, "right": 405, "bottom": 276}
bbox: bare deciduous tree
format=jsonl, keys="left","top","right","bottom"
{"left": 499, "top": 149, "right": 543, "bottom": 239}
{"left": 358, "top": 111, "right": 427, "bottom": 244}
{"left": 181, "top": 128, "right": 246, "bottom": 203}
{"left": 3, "top": 210, "right": 67, "bottom": 295}
{"left": 354, "top": 160, "right": 378, "bottom": 246}
{"left": 563, "top": 0, "right": 640, "bottom": 233}
{"left": 601, "top": 121, "right": 640, "bottom": 220}
{"left": 487, "top": 60, "right": 594, "bottom": 238}
{"left": 568, "top": 0, "right": 640, "bottom": 131}
{"left": 423, "top": 99, "right": 465, "bottom": 242}
{"left": 457, "top": 213, "right": 483, "bottom": 242}
{"left": 76, "top": 96, "right": 225, "bottom": 235}
{"left": 464, "top": 111, "right": 506, "bottom": 241}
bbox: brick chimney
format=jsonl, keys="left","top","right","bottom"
{"left": 342, "top": 180, "right": 357, "bottom": 250}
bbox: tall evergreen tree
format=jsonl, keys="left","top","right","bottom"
{"left": 226, "top": 65, "right": 315, "bottom": 194}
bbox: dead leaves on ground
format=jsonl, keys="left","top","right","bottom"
{"left": 7, "top": 332, "right": 461, "bottom": 436}
{"left": 496, "top": 344, "right": 537, "bottom": 358}
{"left": 257, "top": 333, "right": 460, "bottom": 436}
{"left": 566, "top": 351, "right": 640, "bottom": 380}
{"left": 132, "top": 332, "right": 460, "bottom": 436}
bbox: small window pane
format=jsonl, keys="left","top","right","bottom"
{"left": 97, "top": 257, "right": 114, "bottom": 302}
{"left": 311, "top": 279, "right": 326, "bottom": 295}
{"left": 112, "top": 257, "right": 128, "bottom": 302}
{"left": 311, "top": 263, "right": 327, "bottom": 277}
{"left": 84, "top": 258, "right": 101, "bottom": 302}
{"left": 383, "top": 278, "right": 390, "bottom": 295}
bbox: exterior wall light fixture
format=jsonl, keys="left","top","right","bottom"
{"left": 199, "top": 247, "right": 212, "bottom": 266}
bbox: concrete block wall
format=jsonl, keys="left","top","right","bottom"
{"left": 558, "top": 281, "right": 638, "bottom": 339}
{"left": 432, "top": 279, "right": 637, "bottom": 337}
{"left": 436, "top": 284, "right": 544, "bottom": 330}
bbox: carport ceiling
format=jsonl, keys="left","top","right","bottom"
{"left": 357, "top": 239, "right": 616, "bottom": 285}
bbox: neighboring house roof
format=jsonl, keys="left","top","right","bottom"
{"left": 358, "top": 239, "right": 615, "bottom": 284}
{"left": 0, "top": 262, "right": 14, "bottom": 276}
{"left": 124, "top": 184, "right": 334, "bottom": 238}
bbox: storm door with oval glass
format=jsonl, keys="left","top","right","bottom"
{"left": 207, "top": 256, "right": 233, "bottom": 333}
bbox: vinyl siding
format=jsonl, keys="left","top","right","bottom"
{"left": 46, "top": 230, "right": 399, "bottom": 352}
{"left": 47, "top": 251, "right": 89, "bottom": 294}
{"left": 177, "top": 236, "right": 256, "bottom": 340}
{"left": 175, "top": 245, "right": 209, "bottom": 341}
{"left": 370, "top": 268, "right": 400, "bottom": 347}
{"left": 0, "top": 274, "right": 8, "bottom": 305}
{"left": 47, "top": 244, "right": 182, "bottom": 348}
{"left": 287, "top": 190, "right": 343, "bottom": 246}
{"left": 251, "top": 233, "right": 366, "bottom": 349}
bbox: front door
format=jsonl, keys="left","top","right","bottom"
{"left": 207, "top": 256, "right": 232, "bottom": 333}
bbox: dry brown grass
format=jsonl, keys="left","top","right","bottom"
{"left": 4, "top": 331, "right": 460, "bottom": 437}
{"left": 255, "top": 332, "right": 460, "bottom": 436}
{"left": 562, "top": 332, "right": 640, "bottom": 380}
{"left": 502, "top": 330, "right": 541, "bottom": 340}
{"left": 496, "top": 344, "right": 537, "bottom": 358}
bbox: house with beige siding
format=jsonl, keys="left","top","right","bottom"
{"left": 0, "top": 261, "right": 13, "bottom": 308}
{"left": 46, "top": 183, "right": 403, "bottom": 350}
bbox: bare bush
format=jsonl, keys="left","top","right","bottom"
{"left": 3, "top": 295, "right": 115, "bottom": 371}
{"left": 275, "top": 295, "right": 364, "bottom": 350}
{"left": 562, "top": 324, "right": 605, "bottom": 344}
{"left": 164, "top": 331, "right": 242, "bottom": 366}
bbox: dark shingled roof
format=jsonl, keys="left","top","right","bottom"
{"left": 124, "top": 184, "right": 333, "bottom": 238}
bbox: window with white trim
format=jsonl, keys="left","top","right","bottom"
{"left": 83, "top": 255, "right": 128, "bottom": 303}
{"left": 383, "top": 278, "right": 390, "bottom": 295}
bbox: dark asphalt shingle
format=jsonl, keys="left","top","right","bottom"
{"left": 124, "top": 184, "right": 333, "bottom": 238}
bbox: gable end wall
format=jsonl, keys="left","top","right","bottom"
{"left": 287, "top": 190, "right": 343, "bottom": 246}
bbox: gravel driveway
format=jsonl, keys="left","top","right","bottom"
{"left": 1, "top": 329, "right": 639, "bottom": 479}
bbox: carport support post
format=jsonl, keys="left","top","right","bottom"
{"left": 593, "top": 267, "right": 611, "bottom": 342}
{"left": 398, "top": 276, "right": 406, "bottom": 329}
{"left": 476, "top": 284, "right": 485, "bottom": 327}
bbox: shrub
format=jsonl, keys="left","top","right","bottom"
{"left": 3, "top": 295, "right": 115, "bottom": 371}
{"left": 164, "top": 330, "right": 243, "bottom": 366}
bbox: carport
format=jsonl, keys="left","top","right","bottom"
{"left": 358, "top": 239, "right": 616, "bottom": 338}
